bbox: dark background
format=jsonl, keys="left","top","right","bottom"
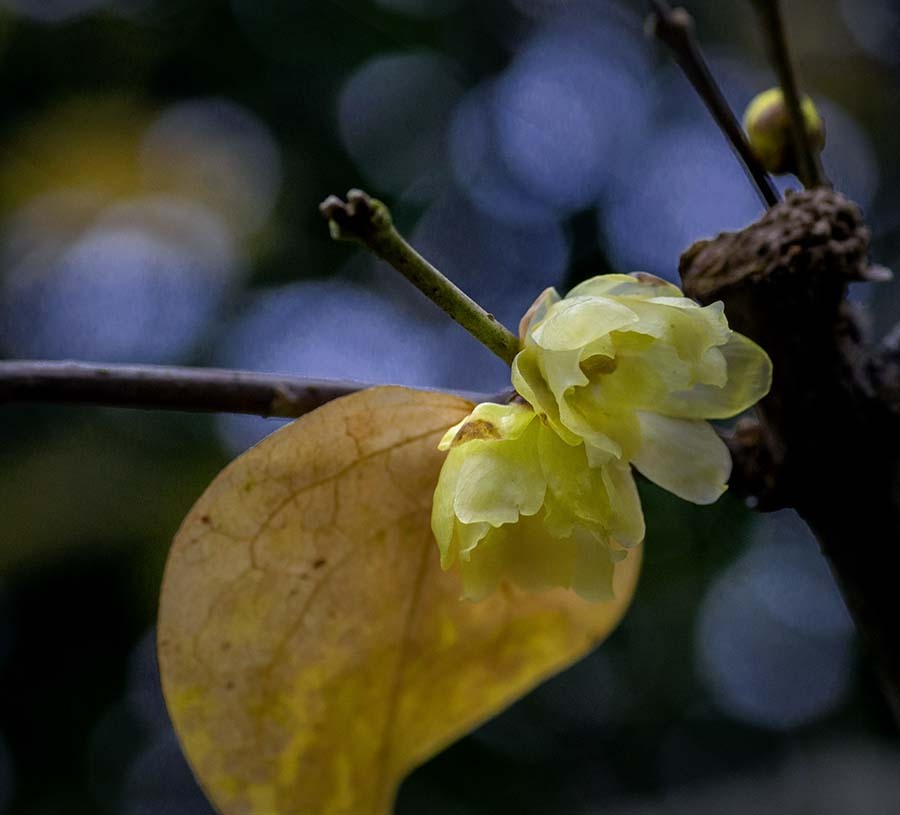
{"left": 1, "top": 0, "right": 899, "bottom": 812}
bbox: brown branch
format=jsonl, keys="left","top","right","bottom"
{"left": 646, "top": 0, "right": 780, "bottom": 207}
{"left": 878, "top": 323, "right": 900, "bottom": 416}
{"left": 721, "top": 418, "right": 786, "bottom": 511}
{"left": 680, "top": 188, "right": 900, "bottom": 723}
{"left": 0, "top": 361, "right": 370, "bottom": 418}
{"left": 0, "top": 361, "right": 487, "bottom": 419}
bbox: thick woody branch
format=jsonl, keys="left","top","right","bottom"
{"left": 680, "top": 188, "right": 900, "bottom": 722}
{"left": 721, "top": 418, "right": 785, "bottom": 511}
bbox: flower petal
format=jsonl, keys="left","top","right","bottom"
{"left": 655, "top": 332, "right": 773, "bottom": 419}
{"left": 537, "top": 425, "right": 611, "bottom": 532}
{"left": 540, "top": 348, "right": 588, "bottom": 403}
{"left": 570, "top": 529, "right": 617, "bottom": 601}
{"left": 432, "top": 447, "right": 462, "bottom": 550}
{"left": 567, "top": 272, "right": 684, "bottom": 300}
{"left": 602, "top": 462, "right": 645, "bottom": 548}
{"left": 632, "top": 412, "right": 731, "bottom": 504}
{"left": 439, "top": 401, "right": 537, "bottom": 450}
{"left": 454, "top": 441, "right": 546, "bottom": 526}
{"left": 512, "top": 349, "right": 582, "bottom": 446}
{"left": 530, "top": 296, "right": 638, "bottom": 351}
{"left": 456, "top": 514, "right": 565, "bottom": 599}
{"left": 518, "top": 286, "right": 561, "bottom": 342}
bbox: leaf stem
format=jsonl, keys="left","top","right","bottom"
{"left": 647, "top": 0, "right": 780, "bottom": 208}
{"left": 749, "top": 0, "right": 826, "bottom": 188}
{"left": 320, "top": 190, "right": 520, "bottom": 366}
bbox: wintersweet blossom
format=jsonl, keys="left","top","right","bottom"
{"left": 431, "top": 272, "right": 771, "bottom": 600}
{"left": 512, "top": 274, "right": 772, "bottom": 504}
{"left": 431, "top": 401, "right": 642, "bottom": 601}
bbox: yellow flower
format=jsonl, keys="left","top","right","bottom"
{"left": 431, "top": 401, "right": 642, "bottom": 601}
{"left": 512, "top": 274, "right": 772, "bottom": 504}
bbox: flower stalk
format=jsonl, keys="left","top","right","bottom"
{"left": 320, "top": 189, "right": 520, "bottom": 366}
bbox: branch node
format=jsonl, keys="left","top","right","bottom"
{"left": 319, "top": 189, "right": 393, "bottom": 245}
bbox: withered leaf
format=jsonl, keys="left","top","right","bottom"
{"left": 158, "top": 386, "right": 641, "bottom": 815}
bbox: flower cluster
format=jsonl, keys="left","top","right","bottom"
{"left": 432, "top": 273, "right": 772, "bottom": 600}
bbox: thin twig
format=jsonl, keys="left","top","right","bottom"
{"left": 0, "top": 360, "right": 488, "bottom": 418}
{"left": 320, "top": 189, "right": 520, "bottom": 366}
{"left": 0, "top": 360, "right": 368, "bottom": 418}
{"left": 749, "top": 0, "right": 825, "bottom": 187}
{"left": 647, "top": 0, "right": 780, "bottom": 208}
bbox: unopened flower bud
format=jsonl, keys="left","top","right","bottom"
{"left": 743, "top": 87, "right": 825, "bottom": 175}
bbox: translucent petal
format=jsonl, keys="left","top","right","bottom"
{"left": 512, "top": 349, "right": 582, "bottom": 446}
{"left": 455, "top": 515, "right": 557, "bottom": 599}
{"left": 433, "top": 404, "right": 547, "bottom": 569}
{"left": 570, "top": 529, "right": 617, "bottom": 602}
{"left": 632, "top": 412, "right": 731, "bottom": 505}
{"left": 431, "top": 446, "right": 463, "bottom": 550}
{"left": 438, "top": 415, "right": 470, "bottom": 451}
{"left": 440, "top": 401, "right": 536, "bottom": 450}
{"left": 458, "top": 514, "right": 620, "bottom": 602}
{"left": 456, "top": 524, "right": 509, "bottom": 600}
{"left": 512, "top": 348, "right": 556, "bottom": 417}
{"left": 454, "top": 420, "right": 546, "bottom": 526}
{"left": 518, "top": 286, "right": 560, "bottom": 342}
{"left": 567, "top": 272, "right": 683, "bottom": 300}
{"left": 540, "top": 347, "right": 588, "bottom": 403}
{"left": 602, "top": 462, "right": 645, "bottom": 548}
{"left": 454, "top": 520, "right": 492, "bottom": 562}
{"left": 655, "top": 333, "right": 773, "bottom": 419}
{"left": 621, "top": 298, "right": 731, "bottom": 363}
{"left": 588, "top": 339, "right": 691, "bottom": 408}
{"left": 561, "top": 386, "right": 642, "bottom": 462}
{"left": 537, "top": 426, "right": 611, "bottom": 529}
{"left": 530, "top": 296, "right": 637, "bottom": 351}
{"left": 507, "top": 514, "right": 580, "bottom": 594}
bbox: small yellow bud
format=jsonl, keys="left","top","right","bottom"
{"left": 743, "top": 87, "right": 825, "bottom": 175}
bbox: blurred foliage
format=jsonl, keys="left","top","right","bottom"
{"left": 0, "top": 1, "right": 899, "bottom": 814}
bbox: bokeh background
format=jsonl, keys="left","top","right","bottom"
{"left": 1, "top": 0, "right": 899, "bottom": 812}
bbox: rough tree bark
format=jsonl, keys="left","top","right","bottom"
{"left": 680, "top": 188, "right": 900, "bottom": 719}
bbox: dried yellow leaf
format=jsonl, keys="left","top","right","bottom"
{"left": 158, "top": 386, "right": 641, "bottom": 815}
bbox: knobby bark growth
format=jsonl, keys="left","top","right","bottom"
{"left": 681, "top": 188, "right": 900, "bottom": 718}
